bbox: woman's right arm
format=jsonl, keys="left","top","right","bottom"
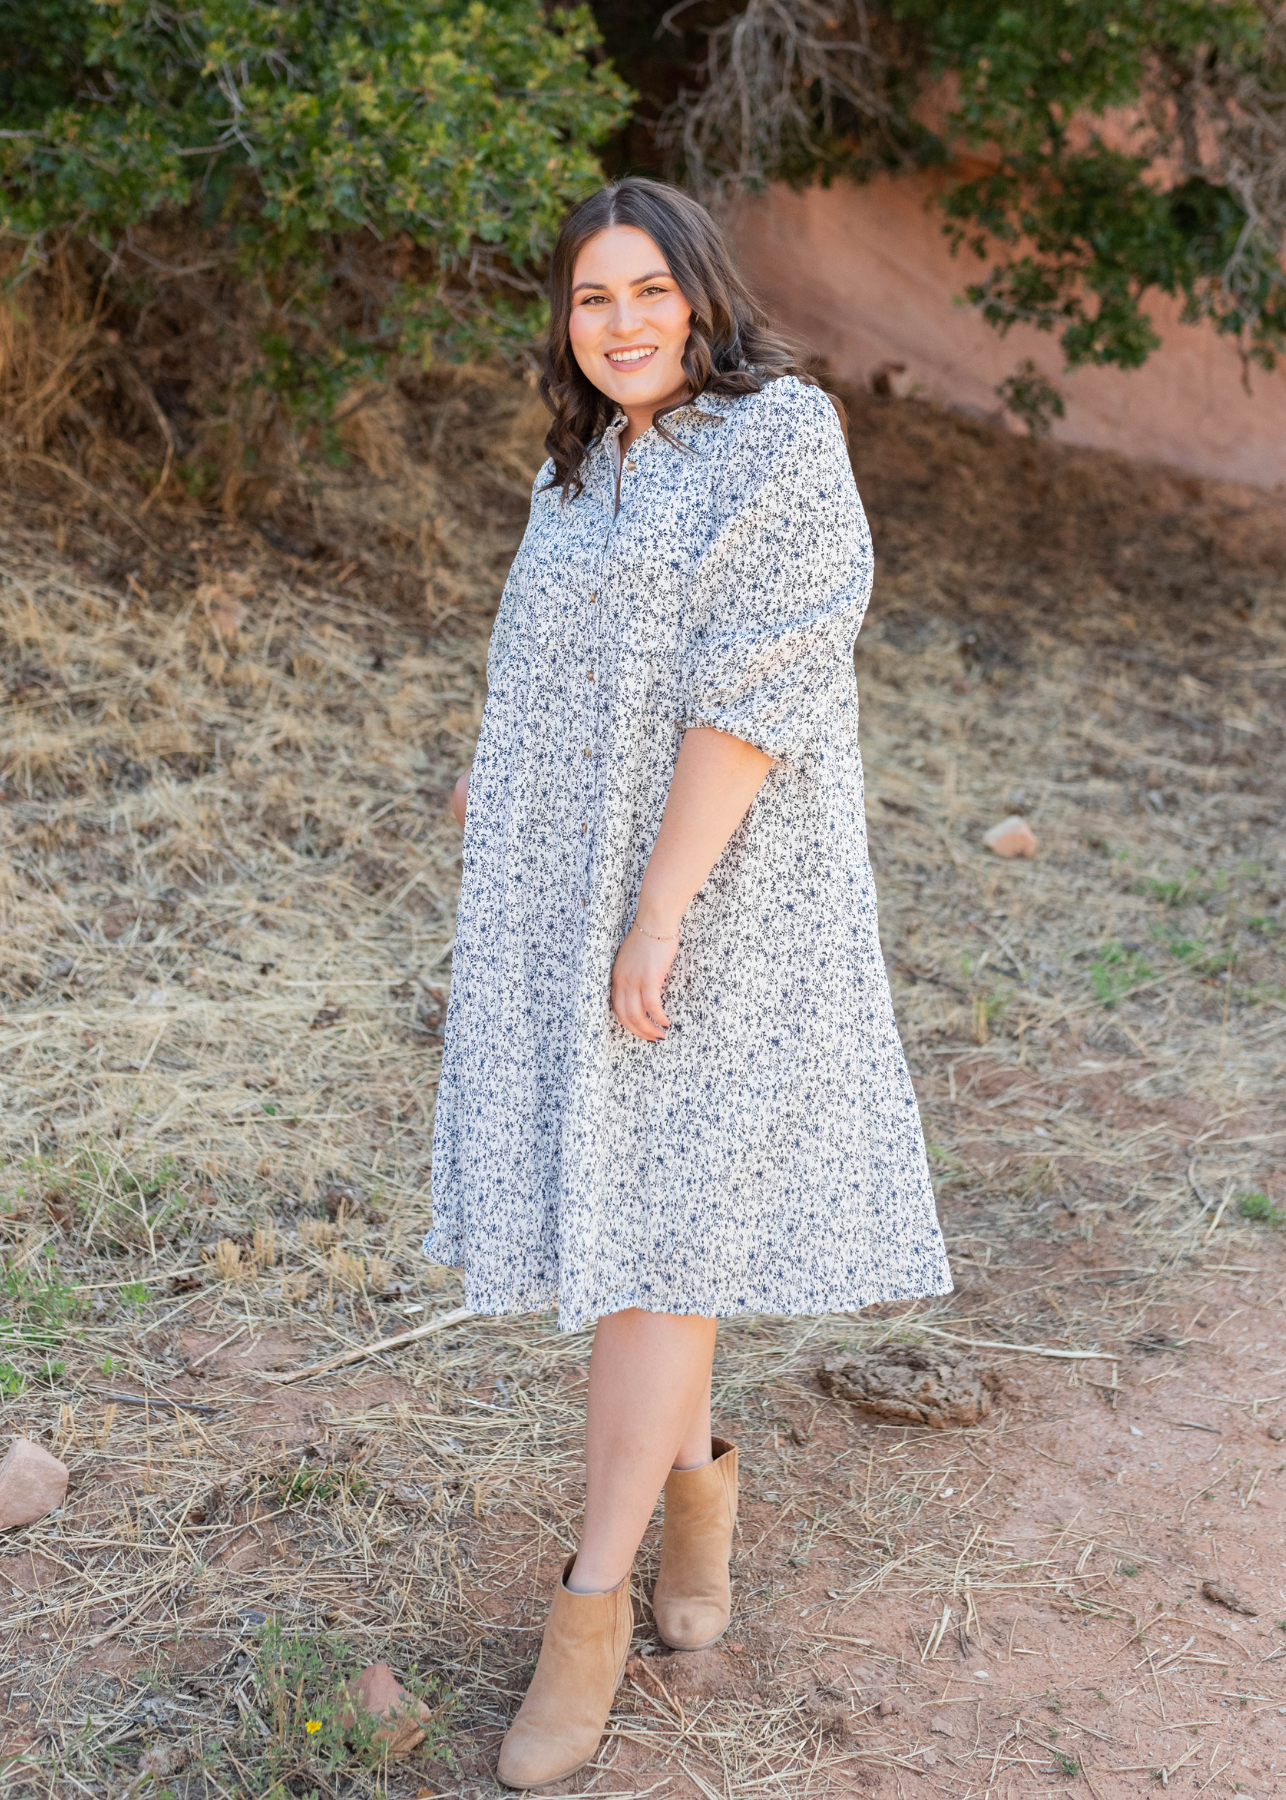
{"left": 452, "top": 765, "right": 471, "bottom": 828}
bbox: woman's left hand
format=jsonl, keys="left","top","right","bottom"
{"left": 610, "top": 925, "right": 678, "bottom": 1042}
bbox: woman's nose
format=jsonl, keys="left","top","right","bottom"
{"left": 611, "top": 299, "right": 646, "bottom": 336}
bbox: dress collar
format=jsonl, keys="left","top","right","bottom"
{"left": 597, "top": 395, "right": 727, "bottom": 459}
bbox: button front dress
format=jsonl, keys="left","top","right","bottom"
{"left": 424, "top": 376, "right": 952, "bottom": 1330}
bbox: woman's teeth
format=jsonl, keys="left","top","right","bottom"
{"left": 607, "top": 347, "right": 655, "bottom": 363}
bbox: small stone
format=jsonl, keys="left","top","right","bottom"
{"left": 0, "top": 1438, "right": 69, "bottom": 1529}
{"left": 876, "top": 1697, "right": 896, "bottom": 1718}
{"left": 1267, "top": 1424, "right": 1284, "bottom": 1442}
{"left": 342, "top": 1662, "right": 436, "bottom": 1758}
{"left": 1201, "top": 1578, "right": 1257, "bottom": 1616}
{"left": 209, "top": 599, "right": 247, "bottom": 636}
{"left": 871, "top": 361, "right": 914, "bottom": 400}
{"left": 983, "top": 815, "right": 1038, "bottom": 858}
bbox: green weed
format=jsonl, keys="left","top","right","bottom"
{"left": 1050, "top": 1749, "right": 1080, "bottom": 1776}
{"left": 0, "top": 1362, "right": 25, "bottom": 1396}
{"left": 34, "top": 1148, "right": 188, "bottom": 1252}
{"left": 120, "top": 1281, "right": 152, "bottom": 1309}
{"left": 926, "top": 1142, "right": 968, "bottom": 1188}
{"left": 1088, "top": 941, "right": 1154, "bottom": 1007}
{"left": 248, "top": 1619, "right": 451, "bottom": 1780}
{"left": 1136, "top": 871, "right": 1208, "bottom": 907}
{"left": 1153, "top": 928, "right": 1236, "bottom": 976}
{"left": 273, "top": 1461, "right": 369, "bottom": 1508}
{"left": 1236, "top": 1192, "right": 1284, "bottom": 1228}
{"left": 0, "top": 1252, "right": 81, "bottom": 1359}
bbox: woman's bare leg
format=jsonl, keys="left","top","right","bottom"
{"left": 568, "top": 1308, "right": 717, "bottom": 1594}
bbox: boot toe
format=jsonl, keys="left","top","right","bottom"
{"left": 655, "top": 1595, "right": 729, "bottom": 1651}
{"left": 497, "top": 1721, "right": 594, "bottom": 1789}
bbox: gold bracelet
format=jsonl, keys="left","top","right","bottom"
{"left": 633, "top": 921, "right": 679, "bottom": 942}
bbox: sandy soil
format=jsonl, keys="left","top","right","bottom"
{"left": 1, "top": 377, "right": 1284, "bottom": 1797}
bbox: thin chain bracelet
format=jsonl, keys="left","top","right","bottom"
{"left": 633, "top": 921, "right": 679, "bottom": 942}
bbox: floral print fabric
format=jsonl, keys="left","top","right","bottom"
{"left": 424, "top": 376, "right": 952, "bottom": 1330}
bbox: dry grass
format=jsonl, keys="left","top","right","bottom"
{"left": 1, "top": 375, "right": 1285, "bottom": 1797}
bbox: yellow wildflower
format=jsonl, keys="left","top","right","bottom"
{"left": 305, "top": 1720, "right": 322, "bottom": 1734}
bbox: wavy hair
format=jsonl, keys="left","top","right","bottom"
{"left": 539, "top": 177, "right": 831, "bottom": 498}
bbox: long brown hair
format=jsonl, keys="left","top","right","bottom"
{"left": 539, "top": 177, "right": 822, "bottom": 498}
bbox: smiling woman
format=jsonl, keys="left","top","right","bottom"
{"left": 428, "top": 176, "right": 951, "bottom": 1789}
{"left": 538, "top": 178, "right": 815, "bottom": 497}
{"left": 566, "top": 227, "right": 694, "bottom": 456}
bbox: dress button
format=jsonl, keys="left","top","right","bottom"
{"left": 625, "top": 460, "right": 637, "bottom": 472}
{"left": 583, "top": 746, "right": 591, "bottom": 758}
{"left": 580, "top": 823, "right": 587, "bottom": 836}
{"left": 587, "top": 670, "right": 594, "bottom": 682}
{"left": 589, "top": 591, "right": 598, "bottom": 601}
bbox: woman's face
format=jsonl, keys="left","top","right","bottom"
{"left": 567, "top": 225, "right": 693, "bottom": 416}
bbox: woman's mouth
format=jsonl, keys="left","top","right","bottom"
{"left": 605, "top": 346, "right": 657, "bottom": 367}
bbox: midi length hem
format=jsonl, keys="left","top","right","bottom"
{"left": 416, "top": 1246, "right": 953, "bottom": 1335}
{"left": 426, "top": 377, "right": 953, "bottom": 1332}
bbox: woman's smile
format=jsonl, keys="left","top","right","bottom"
{"left": 605, "top": 345, "right": 658, "bottom": 366}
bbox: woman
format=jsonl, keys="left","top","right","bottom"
{"left": 425, "top": 177, "right": 951, "bottom": 1788}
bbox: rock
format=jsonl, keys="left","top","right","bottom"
{"left": 876, "top": 1697, "right": 897, "bottom": 1718}
{"left": 342, "top": 1662, "right": 436, "bottom": 1758}
{"left": 818, "top": 1346, "right": 1000, "bottom": 1428}
{"left": 983, "top": 815, "right": 1038, "bottom": 858}
{"left": 871, "top": 361, "right": 914, "bottom": 400}
{"left": 0, "top": 1438, "right": 69, "bottom": 1528}
{"left": 1267, "top": 1424, "right": 1283, "bottom": 1442}
{"left": 1201, "top": 1578, "right": 1257, "bottom": 1616}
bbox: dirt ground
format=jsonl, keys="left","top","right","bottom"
{"left": 1, "top": 375, "right": 1284, "bottom": 1799}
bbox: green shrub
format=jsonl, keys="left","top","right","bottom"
{"left": 1, "top": 0, "right": 630, "bottom": 411}
{"left": 1237, "top": 1191, "right": 1283, "bottom": 1228}
{"left": 249, "top": 1619, "right": 452, "bottom": 1779}
{"left": 1087, "top": 940, "right": 1153, "bottom": 1007}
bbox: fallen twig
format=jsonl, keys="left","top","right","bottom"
{"left": 910, "top": 1324, "right": 1114, "bottom": 1363}
{"left": 267, "top": 1305, "right": 476, "bottom": 1386}
{"left": 97, "top": 1392, "right": 222, "bottom": 1417}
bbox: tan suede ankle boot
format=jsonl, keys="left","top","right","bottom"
{"left": 652, "top": 1436, "right": 738, "bottom": 1651}
{"left": 496, "top": 1556, "right": 633, "bottom": 1789}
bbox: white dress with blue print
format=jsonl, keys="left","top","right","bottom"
{"left": 423, "top": 376, "right": 952, "bottom": 1330}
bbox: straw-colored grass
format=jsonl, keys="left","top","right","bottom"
{"left": 1, "top": 374, "right": 1284, "bottom": 1797}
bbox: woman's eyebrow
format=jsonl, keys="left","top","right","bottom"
{"left": 571, "top": 268, "right": 672, "bottom": 294}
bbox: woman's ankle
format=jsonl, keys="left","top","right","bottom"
{"left": 564, "top": 1553, "right": 626, "bottom": 1595}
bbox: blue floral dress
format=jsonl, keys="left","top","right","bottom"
{"left": 423, "top": 376, "right": 952, "bottom": 1330}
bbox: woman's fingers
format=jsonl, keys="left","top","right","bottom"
{"left": 609, "top": 932, "right": 677, "bottom": 1041}
{"left": 451, "top": 766, "right": 470, "bottom": 828}
{"left": 642, "top": 983, "right": 670, "bottom": 1031}
{"left": 612, "top": 978, "right": 666, "bottom": 1041}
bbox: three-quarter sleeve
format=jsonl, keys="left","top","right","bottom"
{"left": 678, "top": 379, "right": 873, "bottom": 766}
